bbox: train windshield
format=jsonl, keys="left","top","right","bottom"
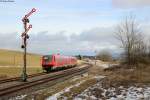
{"left": 43, "top": 55, "right": 52, "bottom": 62}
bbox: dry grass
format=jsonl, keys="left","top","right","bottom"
{"left": 60, "top": 78, "right": 96, "bottom": 100}
{"left": 103, "top": 65, "right": 150, "bottom": 87}
{"left": 0, "top": 67, "right": 42, "bottom": 78}
{"left": 0, "top": 49, "right": 42, "bottom": 78}
{"left": 0, "top": 49, "right": 41, "bottom": 67}
{"left": 87, "top": 63, "right": 150, "bottom": 87}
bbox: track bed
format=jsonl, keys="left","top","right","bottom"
{"left": 0, "top": 64, "right": 90, "bottom": 99}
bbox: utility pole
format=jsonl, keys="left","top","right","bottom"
{"left": 21, "top": 8, "right": 36, "bottom": 82}
{"left": 94, "top": 50, "right": 97, "bottom": 65}
{"left": 13, "top": 54, "right": 15, "bottom": 66}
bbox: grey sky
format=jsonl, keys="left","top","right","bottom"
{"left": 0, "top": 0, "right": 150, "bottom": 55}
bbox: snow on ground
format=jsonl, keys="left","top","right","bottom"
{"left": 46, "top": 75, "right": 106, "bottom": 100}
{"left": 97, "top": 63, "right": 119, "bottom": 69}
{"left": 74, "top": 81, "right": 150, "bottom": 100}
{"left": 9, "top": 94, "right": 27, "bottom": 100}
{"left": 46, "top": 80, "right": 86, "bottom": 100}
{"left": 89, "top": 60, "right": 118, "bottom": 69}
{"left": 94, "top": 76, "right": 106, "bottom": 82}
{"left": 90, "top": 60, "right": 109, "bottom": 68}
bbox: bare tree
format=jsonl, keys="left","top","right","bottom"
{"left": 115, "top": 16, "right": 146, "bottom": 66}
{"left": 148, "top": 38, "right": 150, "bottom": 58}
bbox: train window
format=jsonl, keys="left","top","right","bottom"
{"left": 43, "top": 55, "right": 52, "bottom": 62}
{"left": 43, "top": 56, "right": 48, "bottom": 60}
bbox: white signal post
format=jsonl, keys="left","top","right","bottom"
{"left": 21, "top": 8, "right": 36, "bottom": 82}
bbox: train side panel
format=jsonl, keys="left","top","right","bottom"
{"left": 42, "top": 54, "right": 77, "bottom": 72}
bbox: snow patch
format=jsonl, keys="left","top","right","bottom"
{"left": 9, "top": 94, "right": 27, "bottom": 100}
{"left": 46, "top": 80, "right": 85, "bottom": 100}
{"left": 94, "top": 76, "right": 105, "bottom": 80}
{"left": 75, "top": 82, "right": 150, "bottom": 100}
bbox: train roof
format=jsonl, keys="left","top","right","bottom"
{"left": 43, "top": 54, "right": 76, "bottom": 59}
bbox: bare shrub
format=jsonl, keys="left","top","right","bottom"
{"left": 97, "top": 50, "right": 112, "bottom": 61}
{"left": 147, "top": 38, "right": 150, "bottom": 58}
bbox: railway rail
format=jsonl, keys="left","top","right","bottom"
{"left": 0, "top": 65, "right": 90, "bottom": 97}
{"left": 0, "top": 72, "right": 46, "bottom": 84}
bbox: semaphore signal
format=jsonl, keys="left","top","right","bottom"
{"left": 21, "top": 8, "right": 36, "bottom": 82}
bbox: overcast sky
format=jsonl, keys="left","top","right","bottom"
{"left": 0, "top": 0, "right": 150, "bottom": 55}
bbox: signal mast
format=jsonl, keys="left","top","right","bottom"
{"left": 21, "top": 8, "right": 36, "bottom": 82}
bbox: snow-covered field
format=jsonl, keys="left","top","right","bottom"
{"left": 75, "top": 81, "right": 150, "bottom": 100}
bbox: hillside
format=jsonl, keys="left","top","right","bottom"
{"left": 0, "top": 49, "right": 41, "bottom": 67}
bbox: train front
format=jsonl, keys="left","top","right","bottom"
{"left": 41, "top": 55, "right": 54, "bottom": 72}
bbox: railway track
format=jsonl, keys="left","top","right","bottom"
{"left": 0, "top": 64, "right": 86, "bottom": 84}
{"left": 0, "top": 65, "right": 90, "bottom": 97}
{"left": 0, "top": 72, "right": 46, "bottom": 84}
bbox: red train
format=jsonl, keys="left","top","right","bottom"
{"left": 41, "top": 54, "right": 77, "bottom": 72}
